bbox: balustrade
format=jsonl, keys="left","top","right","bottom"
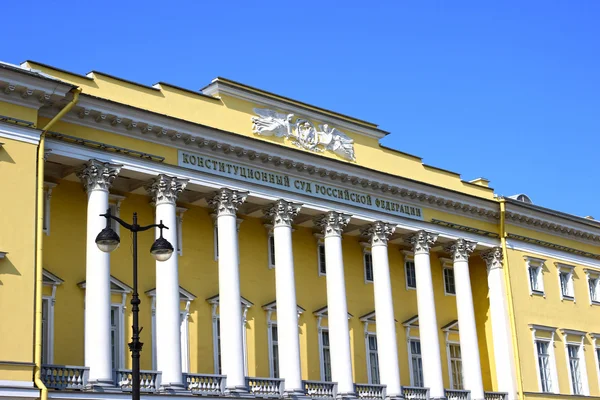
{"left": 401, "top": 386, "right": 430, "bottom": 400}
{"left": 445, "top": 389, "right": 471, "bottom": 400}
{"left": 41, "top": 365, "right": 89, "bottom": 390}
{"left": 354, "top": 383, "right": 386, "bottom": 400}
{"left": 184, "top": 373, "right": 226, "bottom": 395}
{"left": 114, "top": 369, "right": 161, "bottom": 393}
{"left": 303, "top": 380, "right": 338, "bottom": 399}
{"left": 246, "top": 377, "right": 284, "bottom": 397}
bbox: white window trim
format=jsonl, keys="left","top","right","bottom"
{"left": 148, "top": 286, "right": 196, "bottom": 372}
{"left": 442, "top": 320, "right": 462, "bottom": 389}
{"left": 584, "top": 269, "right": 600, "bottom": 305}
{"left": 440, "top": 258, "right": 456, "bottom": 297}
{"left": 43, "top": 182, "right": 57, "bottom": 235}
{"left": 590, "top": 333, "right": 600, "bottom": 393}
{"left": 314, "top": 234, "right": 326, "bottom": 277}
{"left": 403, "top": 315, "right": 422, "bottom": 387}
{"left": 263, "top": 301, "right": 304, "bottom": 378}
{"left": 207, "top": 295, "right": 253, "bottom": 375}
{"left": 108, "top": 194, "right": 125, "bottom": 237}
{"left": 561, "top": 329, "right": 590, "bottom": 396}
{"left": 529, "top": 324, "right": 559, "bottom": 394}
{"left": 264, "top": 224, "right": 275, "bottom": 269}
{"left": 556, "top": 263, "right": 576, "bottom": 302}
{"left": 403, "top": 250, "right": 416, "bottom": 291}
{"left": 41, "top": 269, "right": 63, "bottom": 364}
{"left": 361, "top": 242, "right": 373, "bottom": 284}
{"left": 360, "top": 311, "right": 379, "bottom": 384}
{"left": 175, "top": 207, "right": 187, "bottom": 256}
{"left": 315, "top": 307, "right": 351, "bottom": 381}
{"left": 525, "top": 256, "right": 546, "bottom": 297}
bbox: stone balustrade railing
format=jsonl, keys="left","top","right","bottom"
{"left": 354, "top": 383, "right": 386, "bottom": 400}
{"left": 114, "top": 369, "right": 161, "bottom": 392}
{"left": 401, "top": 386, "right": 430, "bottom": 400}
{"left": 484, "top": 392, "right": 508, "bottom": 400}
{"left": 41, "top": 364, "right": 89, "bottom": 390}
{"left": 246, "top": 377, "right": 284, "bottom": 397}
{"left": 303, "top": 380, "right": 338, "bottom": 398}
{"left": 184, "top": 373, "right": 226, "bottom": 395}
{"left": 445, "top": 389, "right": 471, "bottom": 400}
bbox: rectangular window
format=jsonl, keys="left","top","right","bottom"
{"left": 364, "top": 251, "right": 374, "bottom": 283}
{"left": 110, "top": 306, "right": 121, "bottom": 370}
{"left": 596, "top": 347, "right": 600, "bottom": 378}
{"left": 367, "top": 334, "right": 380, "bottom": 384}
{"left": 529, "top": 265, "right": 544, "bottom": 294}
{"left": 405, "top": 260, "right": 416, "bottom": 289}
{"left": 589, "top": 277, "right": 599, "bottom": 303}
{"left": 214, "top": 226, "right": 219, "bottom": 260}
{"left": 410, "top": 339, "right": 424, "bottom": 387}
{"left": 318, "top": 243, "right": 327, "bottom": 276}
{"left": 215, "top": 317, "right": 222, "bottom": 374}
{"left": 536, "top": 341, "right": 553, "bottom": 393}
{"left": 568, "top": 344, "right": 583, "bottom": 395}
{"left": 270, "top": 325, "right": 279, "bottom": 378}
{"left": 321, "top": 330, "right": 332, "bottom": 381}
{"left": 443, "top": 267, "right": 456, "bottom": 295}
{"left": 175, "top": 214, "right": 183, "bottom": 256}
{"left": 268, "top": 235, "right": 276, "bottom": 269}
{"left": 449, "top": 343, "right": 463, "bottom": 389}
{"left": 41, "top": 298, "right": 50, "bottom": 364}
{"left": 560, "top": 271, "right": 574, "bottom": 299}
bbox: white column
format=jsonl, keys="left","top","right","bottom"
{"left": 78, "top": 159, "right": 121, "bottom": 386}
{"left": 315, "top": 212, "right": 355, "bottom": 396}
{"left": 265, "top": 200, "right": 304, "bottom": 394}
{"left": 147, "top": 174, "right": 188, "bottom": 389}
{"left": 208, "top": 188, "right": 248, "bottom": 392}
{"left": 362, "top": 222, "right": 402, "bottom": 398}
{"left": 481, "top": 248, "right": 518, "bottom": 400}
{"left": 406, "top": 230, "right": 444, "bottom": 399}
{"left": 446, "top": 239, "right": 484, "bottom": 400}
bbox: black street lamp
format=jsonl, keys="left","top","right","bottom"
{"left": 95, "top": 208, "right": 174, "bottom": 400}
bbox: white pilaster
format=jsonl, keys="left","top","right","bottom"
{"left": 314, "top": 212, "right": 355, "bottom": 397}
{"left": 405, "top": 230, "right": 444, "bottom": 399}
{"left": 264, "top": 200, "right": 304, "bottom": 394}
{"left": 362, "top": 222, "right": 402, "bottom": 398}
{"left": 481, "top": 248, "right": 518, "bottom": 400}
{"left": 208, "top": 188, "right": 248, "bottom": 392}
{"left": 445, "top": 239, "right": 484, "bottom": 400}
{"left": 147, "top": 174, "right": 188, "bottom": 389}
{"left": 77, "top": 159, "right": 121, "bottom": 386}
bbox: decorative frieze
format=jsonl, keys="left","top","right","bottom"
{"left": 314, "top": 211, "right": 352, "bottom": 238}
{"left": 405, "top": 230, "right": 438, "bottom": 254}
{"left": 77, "top": 159, "right": 122, "bottom": 192}
{"left": 445, "top": 238, "right": 477, "bottom": 262}
{"left": 481, "top": 247, "right": 504, "bottom": 271}
{"left": 361, "top": 221, "right": 396, "bottom": 247}
{"left": 208, "top": 188, "right": 248, "bottom": 217}
{"left": 146, "top": 174, "right": 188, "bottom": 205}
{"left": 263, "top": 199, "right": 302, "bottom": 227}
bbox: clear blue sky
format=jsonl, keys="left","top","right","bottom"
{"left": 5, "top": 1, "right": 599, "bottom": 217}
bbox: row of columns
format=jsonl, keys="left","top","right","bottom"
{"left": 77, "top": 159, "right": 515, "bottom": 399}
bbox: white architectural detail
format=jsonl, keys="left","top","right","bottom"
{"left": 263, "top": 301, "right": 305, "bottom": 379}
{"left": 147, "top": 174, "right": 188, "bottom": 389}
{"left": 43, "top": 182, "right": 57, "bottom": 235}
{"left": 314, "top": 307, "right": 352, "bottom": 383}
{"left": 361, "top": 222, "right": 402, "bottom": 398}
{"left": 359, "top": 312, "right": 380, "bottom": 385}
{"left": 445, "top": 239, "right": 483, "bottom": 400}
{"left": 555, "top": 263, "right": 575, "bottom": 301}
{"left": 529, "top": 325, "right": 559, "bottom": 394}
{"left": 77, "top": 159, "right": 121, "bottom": 386}
{"left": 208, "top": 188, "right": 248, "bottom": 393}
{"left": 585, "top": 269, "right": 600, "bottom": 304}
{"left": 314, "top": 212, "right": 355, "bottom": 396}
{"left": 41, "top": 269, "right": 63, "bottom": 364}
{"left": 561, "top": 329, "right": 589, "bottom": 396}
{"left": 402, "top": 316, "right": 424, "bottom": 388}
{"left": 251, "top": 108, "right": 356, "bottom": 161}
{"left": 524, "top": 256, "right": 546, "bottom": 296}
{"left": 263, "top": 200, "right": 304, "bottom": 394}
{"left": 480, "top": 248, "right": 518, "bottom": 400}
{"left": 175, "top": 207, "right": 187, "bottom": 256}
{"left": 405, "top": 230, "right": 444, "bottom": 399}
{"left": 441, "top": 321, "right": 463, "bottom": 390}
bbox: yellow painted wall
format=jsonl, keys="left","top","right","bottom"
{"left": 0, "top": 136, "right": 38, "bottom": 381}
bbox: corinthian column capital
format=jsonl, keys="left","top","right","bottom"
{"left": 361, "top": 221, "right": 396, "bottom": 247}
{"left": 146, "top": 174, "right": 188, "bottom": 205}
{"left": 208, "top": 188, "right": 248, "bottom": 217}
{"left": 314, "top": 211, "right": 352, "bottom": 238}
{"left": 445, "top": 238, "right": 477, "bottom": 262}
{"left": 481, "top": 247, "right": 504, "bottom": 271}
{"left": 405, "top": 230, "right": 438, "bottom": 254}
{"left": 264, "top": 199, "right": 302, "bottom": 227}
{"left": 77, "top": 159, "right": 122, "bottom": 192}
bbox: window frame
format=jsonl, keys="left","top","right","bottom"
{"left": 365, "top": 333, "right": 380, "bottom": 384}
{"left": 556, "top": 263, "right": 575, "bottom": 302}
{"left": 43, "top": 182, "right": 57, "bottom": 236}
{"left": 561, "top": 329, "right": 590, "bottom": 396}
{"left": 41, "top": 269, "right": 62, "bottom": 364}
{"left": 590, "top": 333, "right": 600, "bottom": 393}
{"left": 529, "top": 324, "right": 559, "bottom": 394}
{"left": 317, "top": 239, "right": 326, "bottom": 276}
{"left": 440, "top": 258, "right": 456, "bottom": 296}
{"left": 585, "top": 269, "right": 600, "bottom": 305}
{"left": 525, "top": 256, "right": 546, "bottom": 297}
{"left": 443, "top": 320, "right": 462, "bottom": 390}
{"left": 403, "top": 251, "right": 416, "bottom": 290}
{"left": 448, "top": 343, "right": 463, "bottom": 390}
{"left": 263, "top": 301, "right": 304, "bottom": 379}
{"left": 315, "top": 307, "right": 351, "bottom": 382}
{"left": 175, "top": 207, "right": 187, "bottom": 256}
{"left": 362, "top": 243, "right": 374, "bottom": 284}
{"left": 403, "top": 316, "right": 423, "bottom": 387}
{"left": 319, "top": 328, "right": 332, "bottom": 382}
{"left": 108, "top": 194, "right": 125, "bottom": 237}
{"left": 110, "top": 304, "right": 124, "bottom": 371}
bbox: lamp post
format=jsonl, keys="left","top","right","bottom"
{"left": 95, "top": 208, "right": 174, "bottom": 400}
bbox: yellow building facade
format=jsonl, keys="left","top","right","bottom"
{"left": 0, "top": 60, "right": 599, "bottom": 400}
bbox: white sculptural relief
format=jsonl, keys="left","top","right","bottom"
{"left": 251, "top": 108, "right": 356, "bottom": 161}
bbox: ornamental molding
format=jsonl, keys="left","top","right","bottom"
{"left": 77, "top": 159, "right": 122, "bottom": 192}
{"left": 361, "top": 221, "right": 396, "bottom": 247}
{"left": 314, "top": 211, "right": 352, "bottom": 238}
{"left": 208, "top": 188, "right": 248, "bottom": 217}
{"left": 405, "top": 230, "right": 438, "bottom": 254}
{"left": 445, "top": 238, "right": 477, "bottom": 262}
{"left": 146, "top": 174, "right": 188, "bottom": 205}
{"left": 251, "top": 108, "right": 356, "bottom": 161}
{"left": 263, "top": 199, "right": 302, "bottom": 227}
{"left": 481, "top": 247, "right": 504, "bottom": 271}
{"left": 0, "top": 67, "right": 74, "bottom": 111}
